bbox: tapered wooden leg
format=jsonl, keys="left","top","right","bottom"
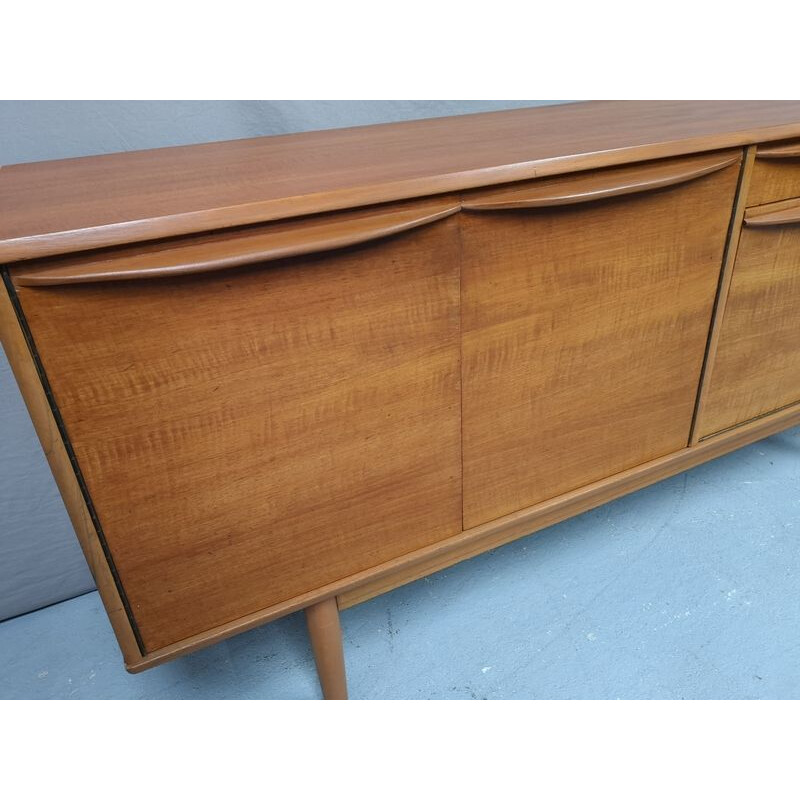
{"left": 305, "top": 597, "right": 348, "bottom": 700}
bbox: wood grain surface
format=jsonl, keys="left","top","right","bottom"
{"left": 337, "top": 401, "right": 800, "bottom": 609}
{"left": 11, "top": 204, "right": 462, "bottom": 652}
{"left": 460, "top": 151, "right": 739, "bottom": 210}
{"left": 119, "top": 402, "right": 800, "bottom": 670}
{"left": 689, "top": 146, "right": 758, "bottom": 447}
{"left": 0, "top": 277, "right": 142, "bottom": 662}
{"left": 744, "top": 197, "right": 800, "bottom": 227}
{"left": 460, "top": 153, "right": 742, "bottom": 527}
{"left": 4, "top": 101, "right": 800, "bottom": 262}
{"left": 747, "top": 141, "right": 800, "bottom": 207}
{"left": 5, "top": 103, "right": 800, "bottom": 682}
{"left": 306, "top": 598, "right": 348, "bottom": 700}
{"left": 695, "top": 219, "right": 800, "bottom": 438}
{"left": 14, "top": 198, "right": 461, "bottom": 286}
{"left": 756, "top": 140, "right": 800, "bottom": 158}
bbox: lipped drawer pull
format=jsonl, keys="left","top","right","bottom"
{"left": 744, "top": 198, "right": 800, "bottom": 228}
{"left": 756, "top": 141, "right": 800, "bottom": 159}
{"left": 12, "top": 200, "right": 460, "bottom": 286}
{"left": 462, "top": 152, "right": 740, "bottom": 211}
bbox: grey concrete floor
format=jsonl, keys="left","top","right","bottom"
{"left": 1, "top": 426, "right": 798, "bottom": 700}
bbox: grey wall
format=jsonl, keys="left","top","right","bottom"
{"left": 0, "top": 100, "right": 568, "bottom": 621}
{"left": 0, "top": 101, "right": 567, "bottom": 164}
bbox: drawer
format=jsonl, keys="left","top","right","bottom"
{"left": 747, "top": 139, "right": 800, "bottom": 207}
{"left": 8, "top": 197, "right": 463, "bottom": 652}
{"left": 696, "top": 198, "right": 800, "bottom": 438}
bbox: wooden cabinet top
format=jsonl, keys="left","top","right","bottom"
{"left": 3, "top": 100, "right": 800, "bottom": 263}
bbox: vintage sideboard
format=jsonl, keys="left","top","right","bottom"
{"left": 2, "top": 101, "right": 800, "bottom": 699}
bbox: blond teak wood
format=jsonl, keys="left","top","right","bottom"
{"left": 0, "top": 280, "right": 142, "bottom": 663}
{"left": 460, "top": 152, "right": 739, "bottom": 210}
{"left": 695, "top": 215, "right": 800, "bottom": 438}
{"left": 745, "top": 197, "right": 800, "bottom": 227}
{"left": 3, "top": 101, "right": 800, "bottom": 262}
{"left": 338, "top": 402, "right": 800, "bottom": 609}
{"left": 460, "top": 153, "right": 741, "bottom": 527}
{"left": 306, "top": 598, "right": 348, "bottom": 700}
{"left": 689, "top": 146, "right": 758, "bottom": 447}
{"left": 757, "top": 141, "right": 800, "bottom": 158}
{"left": 13, "top": 199, "right": 462, "bottom": 286}
{"left": 3, "top": 104, "right": 800, "bottom": 699}
{"left": 747, "top": 141, "right": 800, "bottom": 207}
{"left": 10, "top": 202, "right": 462, "bottom": 653}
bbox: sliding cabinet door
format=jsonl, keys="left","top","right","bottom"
{"left": 10, "top": 197, "right": 463, "bottom": 652}
{"left": 461, "top": 152, "right": 741, "bottom": 528}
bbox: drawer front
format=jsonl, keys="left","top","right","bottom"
{"left": 461, "top": 151, "right": 741, "bottom": 528}
{"left": 10, "top": 199, "right": 463, "bottom": 652}
{"left": 747, "top": 140, "right": 800, "bottom": 207}
{"left": 696, "top": 201, "right": 800, "bottom": 438}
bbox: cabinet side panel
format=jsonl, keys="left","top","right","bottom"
{"left": 0, "top": 274, "right": 143, "bottom": 663}
{"left": 12, "top": 217, "right": 462, "bottom": 652}
{"left": 461, "top": 162, "right": 741, "bottom": 528}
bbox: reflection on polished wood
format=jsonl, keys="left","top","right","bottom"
{"left": 4, "top": 101, "right": 800, "bottom": 261}
{"left": 461, "top": 155, "right": 740, "bottom": 526}
{"left": 696, "top": 221, "right": 800, "bottom": 438}
{"left": 3, "top": 102, "right": 800, "bottom": 697}
{"left": 12, "top": 208, "right": 462, "bottom": 652}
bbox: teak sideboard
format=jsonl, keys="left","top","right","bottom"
{"left": 3, "top": 101, "right": 800, "bottom": 699}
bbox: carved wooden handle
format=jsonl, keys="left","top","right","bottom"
{"left": 462, "top": 152, "right": 740, "bottom": 211}
{"left": 744, "top": 199, "right": 800, "bottom": 228}
{"left": 756, "top": 141, "right": 800, "bottom": 159}
{"left": 13, "top": 200, "right": 460, "bottom": 286}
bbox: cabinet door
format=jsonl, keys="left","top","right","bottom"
{"left": 10, "top": 198, "right": 463, "bottom": 653}
{"left": 461, "top": 152, "right": 741, "bottom": 528}
{"left": 696, "top": 198, "right": 800, "bottom": 438}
